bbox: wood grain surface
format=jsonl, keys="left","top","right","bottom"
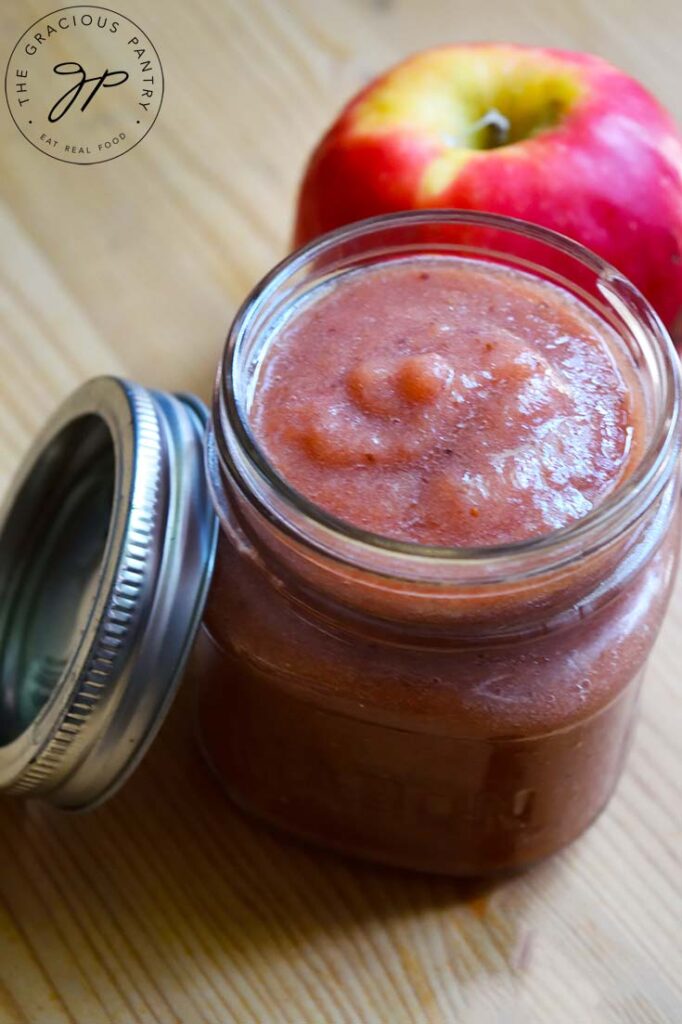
{"left": 0, "top": 1, "right": 681, "bottom": 1021}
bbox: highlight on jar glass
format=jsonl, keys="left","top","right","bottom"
{"left": 0, "top": 211, "right": 679, "bottom": 880}
{"left": 199, "top": 210, "right": 682, "bottom": 875}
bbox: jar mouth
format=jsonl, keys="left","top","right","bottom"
{"left": 216, "top": 210, "right": 681, "bottom": 582}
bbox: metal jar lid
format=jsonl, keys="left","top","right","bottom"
{"left": 0, "top": 376, "right": 218, "bottom": 809}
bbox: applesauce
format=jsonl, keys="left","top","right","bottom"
{"left": 251, "top": 258, "right": 640, "bottom": 546}
{"left": 196, "top": 212, "right": 681, "bottom": 875}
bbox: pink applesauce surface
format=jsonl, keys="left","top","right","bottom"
{"left": 250, "top": 257, "right": 639, "bottom": 546}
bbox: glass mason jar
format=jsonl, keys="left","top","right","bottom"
{"left": 194, "top": 211, "right": 682, "bottom": 876}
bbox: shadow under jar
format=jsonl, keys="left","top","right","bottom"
{"left": 196, "top": 212, "right": 681, "bottom": 876}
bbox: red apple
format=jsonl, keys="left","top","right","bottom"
{"left": 295, "top": 44, "right": 682, "bottom": 337}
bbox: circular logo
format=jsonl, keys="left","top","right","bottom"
{"left": 5, "top": 6, "right": 163, "bottom": 164}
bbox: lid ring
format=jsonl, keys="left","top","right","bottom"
{"left": 0, "top": 377, "right": 217, "bottom": 808}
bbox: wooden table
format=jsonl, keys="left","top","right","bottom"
{"left": 0, "top": 1, "right": 680, "bottom": 1020}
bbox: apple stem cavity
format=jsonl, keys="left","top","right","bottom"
{"left": 470, "top": 107, "right": 512, "bottom": 149}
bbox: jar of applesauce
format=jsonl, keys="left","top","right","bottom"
{"left": 0, "top": 212, "right": 678, "bottom": 877}
{"left": 197, "top": 212, "right": 681, "bottom": 875}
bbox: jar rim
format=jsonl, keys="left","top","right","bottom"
{"left": 216, "top": 209, "right": 681, "bottom": 584}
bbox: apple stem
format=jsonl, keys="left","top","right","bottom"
{"left": 470, "top": 107, "right": 511, "bottom": 148}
